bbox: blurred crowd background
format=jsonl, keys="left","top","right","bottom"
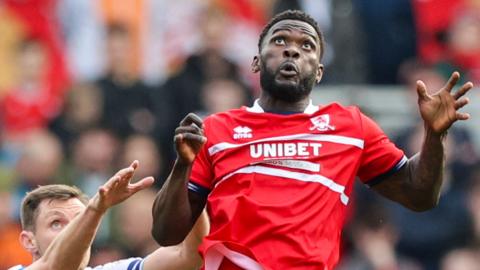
{"left": 0, "top": 0, "right": 479, "bottom": 269}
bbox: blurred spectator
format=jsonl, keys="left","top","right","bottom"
{"left": 71, "top": 128, "right": 119, "bottom": 197}
{"left": 98, "top": 0, "right": 147, "bottom": 76}
{"left": 58, "top": 0, "right": 105, "bottom": 81}
{"left": 144, "top": 0, "right": 207, "bottom": 83}
{"left": 0, "top": 4, "right": 23, "bottom": 93}
{"left": 411, "top": 0, "right": 466, "bottom": 64}
{"left": 438, "top": 9, "right": 480, "bottom": 84}
{"left": 352, "top": 0, "right": 416, "bottom": 84}
{"left": 96, "top": 23, "right": 156, "bottom": 139}
{"left": 440, "top": 248, "right": 480, "bottom": 270}
{"left": 2, "top": 0, "right": 69, "bottom": 94}
{"left": 412, "top": 0, "right": 480, "bottom": 83}
{"left": 197, "top": 78, "right": 253, "bottom": 118}
{"left": 0, "top": 177, "right": 31, "bottom": 269}
{"left": 116, "top": 188, "right": 158, "bottom": 257}
{"left": 212, "top": 0, "right": 268, "bottom": 79}
{"left": 337, "top": 201, "right": 422, "bottom": 270}
{"left": 398, "top": 59, "right": 447, "bottom": 92}
{"left": 120, "top": 134, "right": 165, "bottom": 187}
{"left": 164, "top": 5, "right": 249, "bottom": 123}
{"left": 49, "top": 83, "right": 104, "bottom": 154}
{"left": 10, "top": 130, "right": 63, "bottom": 219}
{"left": 0, "top": 38, "right": 63, "bottom": 141}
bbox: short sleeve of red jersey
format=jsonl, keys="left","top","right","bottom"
{"left": 357, "top": 112, "right": 407, "bottom": 186}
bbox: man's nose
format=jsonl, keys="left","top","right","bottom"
{"left": 283, "top": 45, "right": 300, "bottom": 59}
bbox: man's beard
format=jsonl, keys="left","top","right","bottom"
{"left": 260, "top": 61, "right": 316, "bottom": 103}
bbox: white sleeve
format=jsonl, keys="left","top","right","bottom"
{"left": 7, "top": 265, "right": 25, "bottom": 270}
{"left": 86, "top": 258, "right": 144, "bottom": 270}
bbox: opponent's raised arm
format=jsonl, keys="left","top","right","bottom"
{"left": 373, "top": 72, "right": 474, "bottom": 211}
{"left": 152, "top": 113, "right": 208, "bottom": 246}
{"left": 27, "top": 161, "right": 154, "bottom": 270}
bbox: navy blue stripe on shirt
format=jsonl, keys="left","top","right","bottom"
{"left": 188, "top": 181, "right": 210, "bottom": 197}
{"left": 366, "top": 155, "right": 408, "bottom": 187}
{"left": 127, "top": 259, "right": 142, "bottom": 270}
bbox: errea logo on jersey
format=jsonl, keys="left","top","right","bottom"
{"left": 310, "top": 114, "right": 335, "bottom": 131}
{"left": 233, "top": 126, "right": 253, "bottom": 139}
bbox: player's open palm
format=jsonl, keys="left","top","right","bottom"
{"left": 90, "top": 160, "right": 154, "bottom": 212}
{"left": 417, "top": 71, "right": 473, "bottom": 134}
{"left": 174, "top": 113, "right": 206, "bottom": 164}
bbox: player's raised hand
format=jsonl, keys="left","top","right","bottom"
{"left": 174, "top": 113, "right": 206, "bottom": 164}
{"left": 416, "top": 71, "right": 473, "bottom": 134}
{"left": 89, "top": 160, "right": 154, "bottom": 213}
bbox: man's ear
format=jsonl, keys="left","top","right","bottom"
{"left": 251, "top": 56, "right": 260, "bottom": 73}
{"left": 316, "top": 63, "right": 324, "bottom": 84}
{"left": 20, "top": 230, "right": 39, "bottom": 256}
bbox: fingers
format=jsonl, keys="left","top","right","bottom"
{"left": 98, "top": 186, "right": 107, "bottom": 199}
{"left": 179, "top": 113, "right": 204, "bottom": 128}
{"left": 456, "top": 111, "right": 470, "bottom": 121}
{"left": 114, "top": 167, "right": 135, "bottom": 185}
{"left": 444, "top": 71, "right": 460, "bottom": 92}
{"left": 174, "top": 133, "right": 207, "bottom": 146}
{"left": 129, "top": 176, "right": 155, "bottom": 193}
{"left": 416, "top": 80, "right": 428, "bottom": 100}
{"left": 105, "top": 161, "right": 138, "bottom": 190}
{"left": 99, "top": 174, "right": 120, "bottom": 195}
{"left": 175, "top": 125, "right": 203, "bottom": 136}
{"left": 123, "top": 160, "right": 139, "bottom": 181}
{"left": 454, "top": 97, "right": 470, "bottom": 110}
{"left": 130, "top": 160, "right": 139, "bottom": 170}
{"left": 176, "top": 114, "right": 205, "bottom": 148}
{"left": 453, "top": 82, "right": 474, "bottom": 100}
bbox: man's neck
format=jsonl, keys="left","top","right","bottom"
{"left": 258, "top": 94, "right": 311, "bottom": 113}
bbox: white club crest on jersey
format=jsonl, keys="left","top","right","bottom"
{"left": 233, "top": 126, "right": 253, "bottom": 139}
{"left": 309, "top": 114, "right": 335, "bottom": 131}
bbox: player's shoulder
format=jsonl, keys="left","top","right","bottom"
{"left": 318, "top": 102, "right": 361, "bottom": 113}
{"left": 85, "top": 257, "right": 143, "bottom": 270}
{"left": 316, "top": 102, "right": 364, "bottom": 119}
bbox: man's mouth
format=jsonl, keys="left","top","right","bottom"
{"left": 278, "top": 62, "right": 299, "bottom": 77}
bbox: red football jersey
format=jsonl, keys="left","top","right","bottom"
{"left": 189, "top": 100, "right": 406, "bottom": 270}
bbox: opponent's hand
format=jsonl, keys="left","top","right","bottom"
{"left": 417, "top": 71, "right": 473, "bottom": 134}
{"left": 89, "top": 160, "right": 154, "bottom": 213}
{"left": 174, "top": 113, "right": 206, "bottom": 165}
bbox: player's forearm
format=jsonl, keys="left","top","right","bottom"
{"left": 405, "top": 127, "right": 446, "bottom": 210}
{"left": 152, "top": 159, "right": 197, "bottom": 246}
{"left": 38, "top": 205, "right": 105, "bottom": 270}
{"left": 179, "top": 211, "right": 209, "bottom": 268}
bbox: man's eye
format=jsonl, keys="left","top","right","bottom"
{"left": 51, "top": 221, "right": 63, "bottom": 230}
{"left": 302, "top": 42, "right": 312, "bottom": 50}
{"left": 274, "top": 37, "right": 285, "bottom": 45}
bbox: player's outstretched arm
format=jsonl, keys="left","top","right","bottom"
{"left": 144, "top": 211, "right": 209, "bottom": 270}
{"left": 152, "top": 113, "right": 207, "bottom": 246}
{"left": 26, "top": 161, "right": 154, "bottom": 270}
{"left": 373, "top": 72, "right": 474, "bottom": 211}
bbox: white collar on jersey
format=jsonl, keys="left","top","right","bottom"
{"left": 246, "top": 99, "right": 319, "bottom": 114}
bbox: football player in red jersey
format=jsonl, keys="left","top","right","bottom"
{"left": 152, "top": 10, "right": 474, "bottom": 270}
